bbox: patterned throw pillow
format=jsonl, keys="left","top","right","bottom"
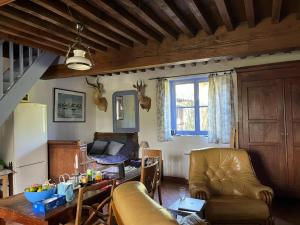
{"left": 105, "top": 141, "right": 125, "bottom": 156}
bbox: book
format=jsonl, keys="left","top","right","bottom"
{"left": 178, "top": 198, "right": 206, "bottom": 212}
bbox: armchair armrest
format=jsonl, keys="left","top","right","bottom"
{"left": 243, "top": 183, "right": 274, "bottom": 206}
{"left": 189, "top": 183, "right": 211, "bottom": 200}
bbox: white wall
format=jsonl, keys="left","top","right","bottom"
{"left": 28, "top": 77, "right": 96, "bottom": 143}
{"left": 95, "top": 51, "right": 300, "bottom": 178}
{"left": 1, "top": 51, "right": 299, "bottom": 178}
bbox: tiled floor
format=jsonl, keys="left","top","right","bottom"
{"left": 157, "top": 180, "right": 300, "bottom": 225}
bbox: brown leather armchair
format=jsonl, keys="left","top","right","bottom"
{"left": 189, "top": 148, "right": 274, "bottom": 225}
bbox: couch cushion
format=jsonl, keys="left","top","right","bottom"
{"left": 118, "top": 141, "right": 138, "bottom": 158}
{"left": 89, "top": 140, "right": 109, "bottom": 155}
{"left": 105, "top": 141, "right": 124, "bottom": 156}
{"left": 205, "top": 195, "right": 270, "bottom": 221}
{"left": 89, "top": 154, "right": 128, "bottom": 164}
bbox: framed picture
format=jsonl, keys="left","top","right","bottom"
{"left": 53, "top": 88, "right": 86, "bottom": 122}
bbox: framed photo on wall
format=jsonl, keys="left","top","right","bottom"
{"left": 53, "top": 88, "right": 86, "bottom": 122}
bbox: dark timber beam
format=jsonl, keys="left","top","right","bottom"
{"left": 0, "top": 31, "right": 64, "bottom": 55}
{"left": 0, "top": 0, "right": 13, "bottom": 7}
{"left": 32, "top": 0, "right": 133, "bottom": 48}
{"left": 272, "top": 0, "right": 283, "bottom": 23}
{"left": 0, "top": 15, "right": 69, "bottom": 47}
{"left": 1, "top": 6, "right": 107, "bottom": 52}
{"left": 62, "top": 0, "right": 147, "bottom": 45}
{"left": 0, "top": 23, "right": 66, "bottom": 53}
{"left": 119, "top": 0, "right": 178, "bottom": 39}
{"left": 214, "top": 0, "right": 234, "bottom": 31}
{"left": 89, "top": 0, "right": 163, "bottom": 42}
{"left": 157, "top": 0, "right": 196, "bottom": 36}
{"left": 244, "top": 0, "right": 255, "bottom": 27}
{"left": 185, "top": 0, "right": 213, "bottom": 35}
{"left": 41, "top": 15, "right": 300, "bottom": 79}
{"left": 10, "top": 1, "right": 119, "bottom": 49}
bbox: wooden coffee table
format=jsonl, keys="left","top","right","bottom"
{"left": 168, "top": 197, "right": 206, "bottom": 218}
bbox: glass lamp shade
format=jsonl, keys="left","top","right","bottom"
{"left": 66, "top": 49, "right": 92, "bottom": 71}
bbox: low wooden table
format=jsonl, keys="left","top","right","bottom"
{"left": 168, "top": 197, "right": 206, "bottom": 219}
{"left": 0, "top": 170, "right": 140, "bottom": 225}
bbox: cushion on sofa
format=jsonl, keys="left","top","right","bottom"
{"left": 89, "top": 154, "right": 128, "bottom": 164}
{"left": 89, "top": 140, "right": 109, "bottom": 155}
{"left": 205, "top": 195, "right": 270, "bottom": 221}
{"left": 118, "top": 141, "right": 138, "bottom": 159}
{"left": 105, "top": 141, "right": 124, "bottom": 156}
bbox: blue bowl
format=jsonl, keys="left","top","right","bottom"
{"left": 24, "top": 188, "right": 56, "bottom": 203}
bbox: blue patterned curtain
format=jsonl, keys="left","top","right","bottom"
{"left": 208, "top": 72, "right": 235, "bottom": 144}
{"left": 156, "top": 78, "right": 173, "bottom": 142}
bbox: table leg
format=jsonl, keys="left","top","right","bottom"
{"left": 0, "top": 218, "right": 6, "bottom": 225}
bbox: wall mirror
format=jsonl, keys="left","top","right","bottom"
{"left": 112, "top": 90, "right": 139, "bottom": 133}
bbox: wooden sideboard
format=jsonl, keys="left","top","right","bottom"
{"left": 48, "top": 140, "right": 88, "bottom": 183}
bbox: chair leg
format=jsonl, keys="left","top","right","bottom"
{"left": 158, "top": 184, "right": 162, "bottom": 205}
{"left": 266, "top": 216, "right": 274, "bottom": 225}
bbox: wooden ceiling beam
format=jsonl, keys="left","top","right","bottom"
{"left": 0, "top": 0, "right": 13, "bottom": 7}
{"left": 0, "top": 24, "right": 66, "bottom": 54}
{"left": 214, "top": 0, "right": 234, "bottom": 31}
{"left": 0, "top": 15, "right": 69, "bottom": 47}
{"left": 89, "top": 0, "right": 163, "bottom": 42}
{"left": 157, "top": 0, "right": 196, "bottom": 36}
{"left": 0, "top": 31, "right": 64, "bottom": 55}
{"left": 272, "top": 0, "right": 283, "bottom": 23}
{"left": 41, "top": 15, "right": 300, "bottom": 79}
{"left": 244, "top": 0, "right": 255, "bottom": 27}
{"left": 119, "top": 0, "right": 178, "bottom": 40}
{"left": 185, "top": 0, "right": 214, "bottom": 35}
{"left": 62, "top": 0, "right": 147, "bottom": 45}
{"left": 32, "top": 0, "right": 133, "bottom": 48}
{"left": 10, "top": 1, "right": 119, "bottom": 50}
{"left": 7, "top": 4, "right": 107, "bottom": 52}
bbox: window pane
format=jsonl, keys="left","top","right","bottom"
{"left": 175, "top": 83, "right": 194, "bottom": 107}
{"left": 200, "top": 107, "right": 208, "bottom": 131}
{"left": 176, "top": 108, "right": 195, "bottom": 131}
{"left": 199, "top": 82, "right": 208, "bottom": 106}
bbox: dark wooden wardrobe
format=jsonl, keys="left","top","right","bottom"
{"left": 237, "top": 60, "right": 300, "bottom": 197}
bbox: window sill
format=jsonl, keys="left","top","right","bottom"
{"left": 173, "top": 134, "right": 208, "bottom": 138}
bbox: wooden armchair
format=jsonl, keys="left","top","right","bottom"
{"left": 141, "top": 149, "right": 163, "bottom": 205}
{"left": 68, "top": 180, "right": 116, "bottom": 225}
{"left": 140, "top": 160, "right": 159, "bottom": 199}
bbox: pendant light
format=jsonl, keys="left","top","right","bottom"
{"left": 65, "top": 23, "right": 94, "bottom": 71}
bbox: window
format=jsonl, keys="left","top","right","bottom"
{"left": 170, "top": 77, "right": 208, "bottom": 136}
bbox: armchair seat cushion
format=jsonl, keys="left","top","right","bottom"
{"left": 205, "top": 196, "right": 270, "bottom": 221}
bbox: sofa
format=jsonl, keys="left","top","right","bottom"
{"left": 87, "top": 132, "right": 139, "bottom": 165}
{"left": 112, "top": 181, "right": 207, "bottom": 225}
{"left": 189, "top": 148, "right": 274, "bottom": 225}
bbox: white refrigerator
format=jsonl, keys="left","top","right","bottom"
{"left": 0, "top": 103, "right": 48, "bottom": 194}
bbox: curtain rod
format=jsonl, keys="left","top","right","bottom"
{"left": 148, "top": 69, "right": 234, "bottom": 80}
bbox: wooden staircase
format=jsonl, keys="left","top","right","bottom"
{"left": 0, "top": 39, "right": 58, "bottom": 126}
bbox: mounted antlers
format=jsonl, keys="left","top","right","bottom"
{"left": 133, "top": 80, "right": 151, "bottom": 112}
{"left": 86, "top": 77, "right": 108, "bottom": 112}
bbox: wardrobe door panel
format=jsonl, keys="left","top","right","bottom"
{"left": 241, "top": 79, "right": 287, "bottom": 192}
{"left": 285, "top": 78, "right": 300, "bottom": 196}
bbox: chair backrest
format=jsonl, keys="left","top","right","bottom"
{"left": 75, "top": 179, "right": 116, "bottom": 225}
{"left": 189, "top": 148, "right": 260, "bottom": 196}
{"left": 112, "top": 181, "right": 178, "bottom": 225}
{"left": 140, "top": 161, "right": 159, "bottom": 198}
{"left": 141, "top": 149, "right": 162, "bottom": 182}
